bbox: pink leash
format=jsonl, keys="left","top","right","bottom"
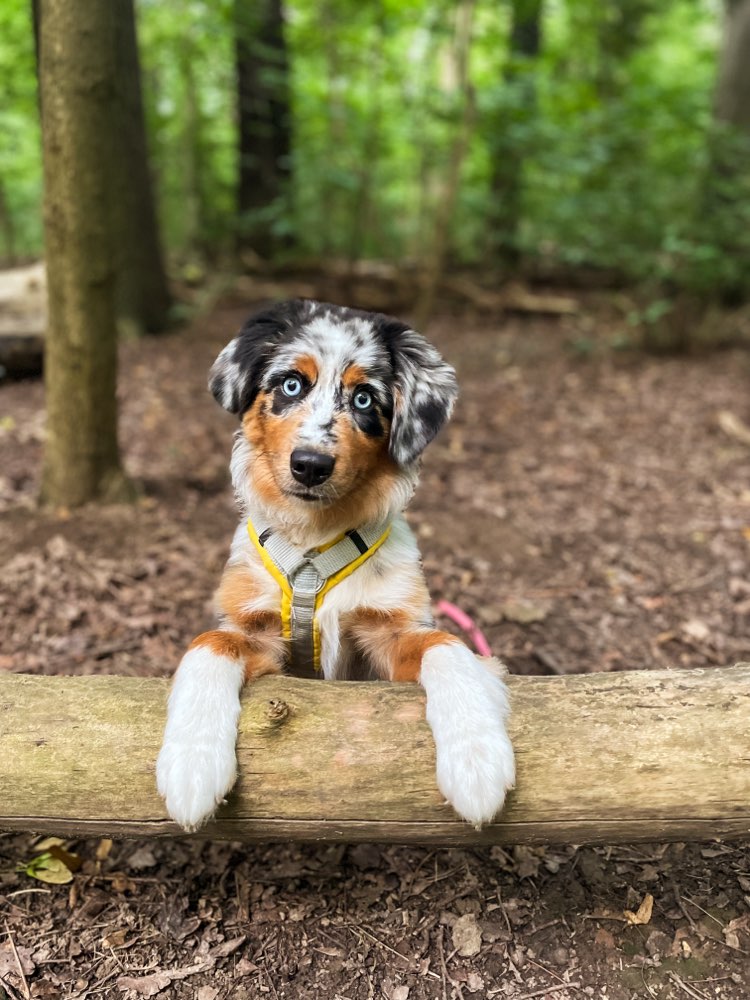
{"left": 435, "top": 599, "right": 493, "bottom": 657}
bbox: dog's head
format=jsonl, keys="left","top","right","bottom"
{"left": 209, "top": 300, "right": 457, "bottom": 530}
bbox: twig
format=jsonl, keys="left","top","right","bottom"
{"left": 640, "top": 965, "right": 657, "bottom": 999}
{"left": 496, "top": 887, "right": 513, "bottom": 939}
{"left": 525, "top": 957, "right": 582, "bottom": 992}
{"left": 515, "top": 984, "right": 582, "bottom": 1000}
{"left": 1, "top": 973, "right": 24, "bottom": 1000}
{"left": 3, "top": 921, "right": 30, "bottom": 1000}
{"left": 5, "top": 889, "right": 51, "bottom": 898}
{"left": 680, "top": 895, "right": 724, "bottom": 928}
{"left": 667, "top": 973, "right": 710, "bottom": 1000}
{"left": 437, "top": 925, "right": 448, "bottom": 1000}
{"left": 670, "top": 881, "right": 699, "bottom": 932}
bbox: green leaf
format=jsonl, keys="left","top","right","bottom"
{"left": 18, "top": 851, "right": 74, "bottom": 885}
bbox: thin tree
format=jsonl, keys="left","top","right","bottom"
{"left": 235, "top": 0, "right": 292, "bottom": 259}
{"left": 414, "top": 0, "right": 476, "bottom": 330}
{"left": 486, "top": 0, "right": 542, "bottom": 269}
{"left": 702, "top": 0, "right": 750, "bottom": 300}
{"left": 113, "top": 0, "right": 172, "bottom": 335}
{"left": 39, "top": 0, "right": 132, "bottom": 506}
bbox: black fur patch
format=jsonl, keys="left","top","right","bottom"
{"left": 371, "top": 318, "right": 458, "bottom": 465}
{"left": 208, "top": 300, "right": 310, "bottom": 415}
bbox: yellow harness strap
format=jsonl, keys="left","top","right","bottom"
{"left": 247, "top": 517, "right": 391, "bottom": 676}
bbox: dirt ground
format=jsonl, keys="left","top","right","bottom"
{"left": 1, "top": 288, "right": 749, "bottom": 999}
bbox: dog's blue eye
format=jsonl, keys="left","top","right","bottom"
{"left": 282, "top": 377, "right": 302, "bottom": 397}
{"left": 353, "top": 389, "right": 373, "bottom": 411}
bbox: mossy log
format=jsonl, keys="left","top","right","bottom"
{"left": 1, "top": 665, "right": 749, "bottom": 845}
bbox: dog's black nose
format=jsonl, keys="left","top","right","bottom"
{"left": 290, "top": 450, "right": 335, "bottom": 488}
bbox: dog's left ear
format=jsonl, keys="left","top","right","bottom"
{"left": 377, "top": 320, "right": 458, "bottom": 466}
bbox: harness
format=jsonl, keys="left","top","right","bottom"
{"left": 247, "top": 515, "right": 392, "bottom": 677}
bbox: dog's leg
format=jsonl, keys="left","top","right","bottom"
{"left": 350, "top": 614, "right": 515, "bottom": 827}
{"left": 418, "top": 641, "right": 515, "bottom": 828}
{"left": 156, "top": 629, "right": 282, "bottom": 831}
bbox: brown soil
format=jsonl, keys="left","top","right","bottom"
{"left": 1, "top": 291, "right": 749, "bottom": 998}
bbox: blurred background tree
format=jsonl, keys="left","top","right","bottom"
{"left": 2, "top": 0, "right": 748, "bottom": 326}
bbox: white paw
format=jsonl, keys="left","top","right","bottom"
{"left": 156, "top": 646, "right": 245, "bottom": 831}
{"left": 421, "top": 644, "right": 515, "bottom": 828}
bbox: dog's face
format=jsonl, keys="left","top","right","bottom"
{"left": 209, "top": 300, "right": 457, "bottom": 528}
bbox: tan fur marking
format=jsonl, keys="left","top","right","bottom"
{"left": 293, "top": 354, "right": 319, "bottom": 384}
{"left": 342, "top": 363, "right": 368, "bottom": 389}
{"left": 216, "top": 565, "right": 280, "bottom": 635}
{"left": 346, "top": 608, "right": 460, "bottom": 682}
{"left": 189, "top": 629, "right": 284, "bottom": 682}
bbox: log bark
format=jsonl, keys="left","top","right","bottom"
{"left": 1, "top": 665, "right": 748, "bottom": 845}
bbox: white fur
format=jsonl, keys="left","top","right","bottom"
{"left": 156, "top": 646, "right": 245, "bottom": 831}
{"left": 265, "top": 314, "right": 388, "bottom": 386}
{"left": 210, "top": 338, "right": 245, "bottom": 411}
{"left": 420, "top": 645, "right": 515, "bottom": 828}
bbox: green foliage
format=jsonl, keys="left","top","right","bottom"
{"left": 0, "top": 0, "right": 745, "bottom": 302}
{"left": 0, "top": 0, "right": 41, "bottom": 259}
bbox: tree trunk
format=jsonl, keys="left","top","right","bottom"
{"left": 486, "top": 0, "right": 542, "bottom": 268}
{"left": 235, "top": 0, "right": 292, "bottom": 259}
{"left": 0, "top": 180, "right": 17, "bottom": 264}
{"left": 414, "top": 0, "right": 476, "bottom": 330}
{"left": 715, "top": 0, "right": 750, "bottom": 129}
{"left": 112, "top": 0, "right": 172, "bottom": 335}
{"left": 39, "top": 0, "right": 132, "bottom": 507}
{"left": 701, "top": 0, "right": 750, "bottom": 301}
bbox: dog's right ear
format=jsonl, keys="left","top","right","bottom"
{"left": 208, "top": 300, "right": 305, "bottom": 416}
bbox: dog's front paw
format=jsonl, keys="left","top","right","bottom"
{"left": 420, "top": 644, "right": 515, "bottom": 828}
{"left": 156, "top": 647, "right": 245, "bottom": 831}
{"left": 156, "top": 736, "right": 238, "bottom": 832}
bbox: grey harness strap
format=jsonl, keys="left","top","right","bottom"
{"left": 250, "top": 515, "right": 392, "bottom": 678}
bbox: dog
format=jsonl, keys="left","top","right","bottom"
{"left": 156, "top": 299, "right": 515, "bottom": 831}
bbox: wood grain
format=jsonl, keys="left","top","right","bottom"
{"left": 1, "top": 665, "right": 748, "bottom": 845}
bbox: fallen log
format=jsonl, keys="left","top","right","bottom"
{"left": 1, "top": 665, "right": 748, "bottom": 845}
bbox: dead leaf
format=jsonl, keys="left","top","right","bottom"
{"left": 208, "top": 935, "right": 246, "bottom": 959}
{"left": 0, "top": 940, "right": 35, "bottom": 977}
{"left": 116, "top": 972, "right": 172, "bottom": 997}
{"left": 102, "top": 929, "right": 128, "bottom": 949}
{"left": 32, "top": 837, "right": 66, "bottom": 853}
{"left": 110, "top": 873, "right": 136, "bottom": 893}
{"left": 593, "top": 928, "right": 616, "bottom": 952}
{"left": 452, "top": 913, "right": 482, "bottom": 958}
{"left": 127, "top": 846, "right": 157, "bottom": 870}
{"left": 197, "top": 989, "right": 219, "bottom": 1000}
{"left": 513, "top": 846, "right": 543, "bottom": 879}
{"left": 96, "top": 838, "right": 114, "bottom": 861}
{"left": 624, "top": 893, "right": 654, "bottom": 926}
{"left": 501, "top": 597, "right": 549, "bottom": 625}
{"left": 234, "top": 957, "right": 258, "bottom": 976}
{"left": 466, "top": 972, "right": 485, "bottom": 993}
{"left": 718, "top": 410, "right": 750, "bottom": 447}
{"left": 681, "top": 618, "right": 710, "bottom": 642}
{"left": 392, "top": 988, "right": 410, "bottom": 1000}
{"left": 48, "top": 844, "right": 82, "bottom": 872}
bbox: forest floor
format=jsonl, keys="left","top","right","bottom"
{"left": 1, "top": 286, "right": 750, "bottom": 999}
